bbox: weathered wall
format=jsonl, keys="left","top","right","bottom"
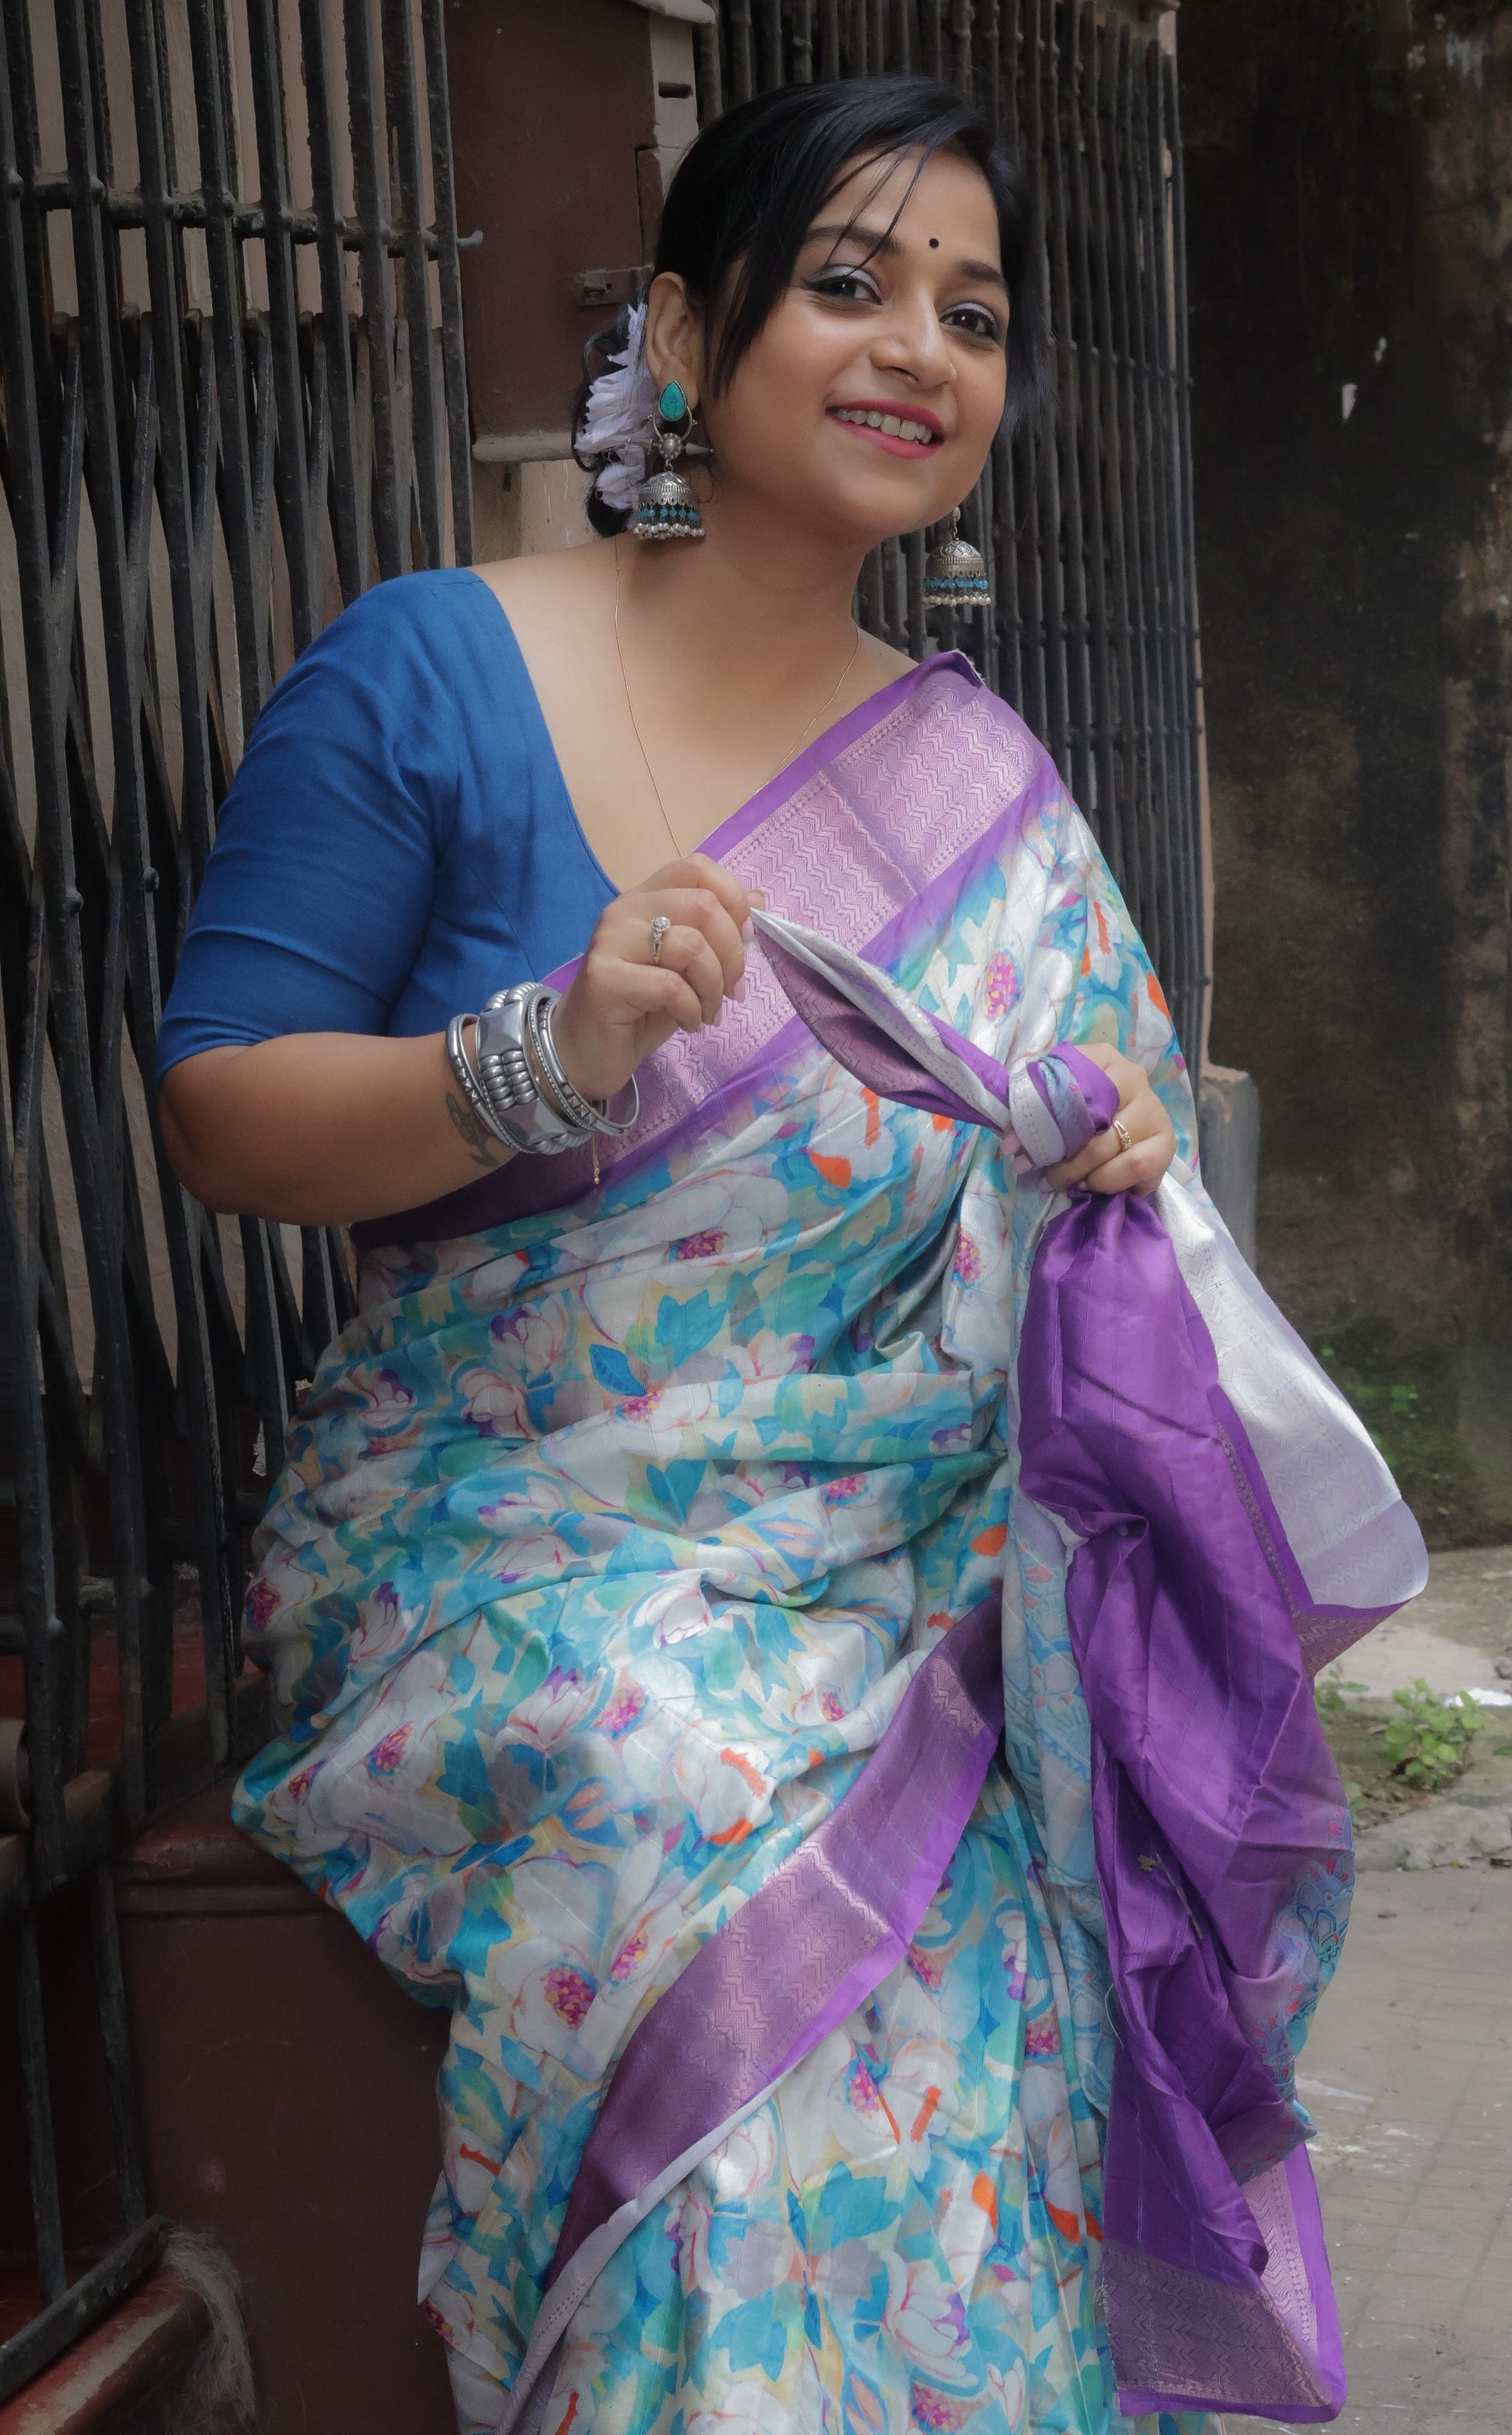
{"left": 1182, "top": 0, "right": 1512, "bottom": 1543}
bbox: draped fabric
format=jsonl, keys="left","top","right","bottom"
{"left": 235, "top": 657, "right": 1422, "bottom": 2434}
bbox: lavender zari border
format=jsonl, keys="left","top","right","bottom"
{"left": 354, "top": 653, "right": 1051, "bottom": 1249}
{"left": 496, "top": 1597, "right": 1004, "bottom": 2434}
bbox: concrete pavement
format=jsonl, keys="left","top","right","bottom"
{"left": 1227, "top": 1865, "right": 1512, "bottom": 2435}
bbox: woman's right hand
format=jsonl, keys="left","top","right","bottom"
{"left": 550, "top": 855, "right": 755, "bottom": 1105}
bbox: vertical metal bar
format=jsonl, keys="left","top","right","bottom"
{"left": 381, "top": 0, "right": 445, "bottom": 567}
{"left": 1128, "top": 35, "right": 1174, "bottom": 989}
{"left": 244, "top": 0, "right": 319, "bottom": 648}
{"left": 17, "top": 1916, "right": 66, "bottom": 2303}
{"left": 346, "top": 0, "right": 409, "bottom": 580}
{"left": 90, "top": 1866, "right": 147, "bottom": 2227}
{"left": 300, "top": 0, "right": 367, "bottom": 601}
{"left": 1085, "top": 7, "right": 1139, "bottom": 907}
{"left": 791, "top": 0, "right": 814, "bottom": 81}
{"left": 1063, "top": 0, "right": 1115, "bottom": 858}
{"left": 420, "top": 0, "right": 474, "bottom": 566}
{"left": 1165, "top": 42, "right": 1207, "bottom": 1071}
{"left": 726, "top": 0, "right": 754, "bottom": 99}
{"left": 1109, "top": 22, "right": 1157, "bottom": 956}
{"left": 1041, "top": 0, "right": 1092, "bottom": 810}
{"left": 1026, "top": 0, "right": 1068, "bottom": 775}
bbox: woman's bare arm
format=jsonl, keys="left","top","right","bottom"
{"left": 159, "top": 1029, "right": 510, "bottom": 1224}
{"left": 158, "top": 855, "right": 753, "bottom": 1226}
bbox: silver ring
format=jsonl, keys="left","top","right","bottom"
{"left": 650, "top": 914, "right": 671, "bottom": 964}
{"left": 1110, "top": 1116, "right": 1134, "bottom": 1155}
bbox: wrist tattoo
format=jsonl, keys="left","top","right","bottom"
{"left": 445, "top": 1089, "right": 503, "bottom": 1169}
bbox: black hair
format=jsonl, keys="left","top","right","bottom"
{"left": 573, "top": 75, "right": 1043, "bottom": 538}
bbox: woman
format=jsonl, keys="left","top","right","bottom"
{"left": 159, "top": 78, "right": 1422, "bottom": 2435}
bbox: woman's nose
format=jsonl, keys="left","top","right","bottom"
{"left": 871, "top": 295, "right": 954, "bottom": 389}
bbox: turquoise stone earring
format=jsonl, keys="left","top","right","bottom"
{"left": 632, "top": 381, "right": 705, "bottom": 542}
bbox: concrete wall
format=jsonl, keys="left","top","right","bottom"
{"left": 1182, "top": 0, "right": 1512, "bottom": 1545}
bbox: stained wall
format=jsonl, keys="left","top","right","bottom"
{"left": 1182, "top": 0, "right": 1512, "bottom": 1542}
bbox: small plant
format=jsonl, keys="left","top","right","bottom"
{"left": 1315, "top": 1667, "right": 1367, "bottom": 1721}
{"left": 1379, "top": 1678, "right": 1486, "bottom": 1796}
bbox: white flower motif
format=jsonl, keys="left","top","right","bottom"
{"left": 577, "top": 301, "right": 656, "bottom": 510}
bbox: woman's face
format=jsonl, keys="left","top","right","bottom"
{"left": 656, "top": 146, "right": 1010, "bottom": 552}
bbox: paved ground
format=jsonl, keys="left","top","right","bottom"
{"left": 1226, "top": 1865, "right": 1512, "bottom": 2435}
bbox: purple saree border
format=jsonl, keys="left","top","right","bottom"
{"left": 354, "top": 657, "right": 1053, "bottom": 1249}
{"left": 547, "top": 1596, "right": 1004, "bottom": 2289}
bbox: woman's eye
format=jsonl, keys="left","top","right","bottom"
{"left": 808, "top": 268, "right": 882, "bottom": 305}
{"left": 946, "top": 304, "right": 1005, "bottom": 345}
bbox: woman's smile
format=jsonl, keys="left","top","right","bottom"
{"left": 827, "top": 399, "right": 944, "bottom": 455}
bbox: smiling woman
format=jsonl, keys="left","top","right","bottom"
{"left": 151, "top": 70, "right": 1419, "bottom": 2435}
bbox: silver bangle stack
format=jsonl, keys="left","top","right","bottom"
{"left": 445, "top": 983, "right": 639, "bottom": 1158}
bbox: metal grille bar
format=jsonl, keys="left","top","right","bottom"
{"left": 700, "top": 0, "right": 1207, "bottom": 1064}
{"left": 0, "top": 0, "right": 470, "bottom": 2383}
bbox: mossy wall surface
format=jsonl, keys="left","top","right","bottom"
{"left": 1181, "top": 0, "right": 1512, "bottom": 1544}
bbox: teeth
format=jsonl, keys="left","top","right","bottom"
{"left": 833, "top": 408, "right": 936, "bottom": 442}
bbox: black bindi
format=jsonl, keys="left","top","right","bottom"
{"left": 928, "top": 237, "right": 940, "bottom": 249}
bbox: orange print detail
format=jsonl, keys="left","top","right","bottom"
{"left": 1047, "top": 2199, "right": 1084, "bottom": 2245}
{"left": 709, "top": 1819, "right": 752, "bottom": 1847}
{"left": 930, "top": 1113, "right": 955, "bottom": 1132}
{"left": 458, "top": 2144, "right": 501, "bottom": 2174}
{"left": 720, "top": 1747, "right": 766, "bottom": 1794}
{"left": 911, "top": 2085, "right": 942, "bottom": 2141}
{"left": 1147, "top": 973, "right": 1169, "bottom": 1016}
{"left": 972, "top": 2171, "right": 999, "bottom": 2229}
{"left": 1094, "top": 901, "right": 1110, "bottom": 956}
{"left": 862, "top": 1088, "right": 881, "bottom": 1147}
{"left": 972, "top": 1524, "right": 1008, "bottom": 1556}
{"left": 1085, "top": 2205, "right": 1103, "bottom": 2242}
{"left": 810, "top": 1151, "right": 852, "bottom": 1188}
{"left": 552, "top": 2398, "right": 580, "bottom": 2435}
{"left": 1080, "top": 946, "right": 1092, "bottom": 976}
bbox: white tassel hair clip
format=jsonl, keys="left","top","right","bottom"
{"left": 578, "top": 303, "right": 658, "bottom": 513}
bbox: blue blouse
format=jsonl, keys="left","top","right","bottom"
{"left": 157, "top": 570, "right": 615, "bottom": 1078}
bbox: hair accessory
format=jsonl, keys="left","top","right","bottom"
{"left": 922, "top": 506, "right": 990, "bottom": 608}
{"left": 578, "top": 303, "right": 658, "bottom": 514}
{"left": 632, "top": 385, "right": 705, "bottom": 542}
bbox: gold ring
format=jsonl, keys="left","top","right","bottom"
{"left": 650, "top": 915, "right": 671, "bottom": 964}
{"left": 1111, "top": 1116, "right": 1134, "bottom": 1155}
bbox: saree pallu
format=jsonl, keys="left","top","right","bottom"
{"left": 235, "top": 654, "right": 1424, "bottom": 2435}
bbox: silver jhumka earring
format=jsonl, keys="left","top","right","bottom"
{"left": 922, "top": 507, "right": 990, "bottom": 608}
{"left": 631, "top": 381, "right": 705, "bottom": 542}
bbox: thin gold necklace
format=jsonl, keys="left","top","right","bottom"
{"left": 612, "top": 539, "right": 862, "bottom": 862}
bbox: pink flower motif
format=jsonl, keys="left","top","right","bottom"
{"left": 1023, "top": 2014, "right": 1063, "bottom": 2060}
{"left": 287, "top": 1762, "right": 320, "bottom": 1805}
{"left": 542, "top": 1963, "right": 596, "bottom": 2029}
{"left": 608, "top": 1926, "right": 649, "bottom": 1984}
{"left": 984, "top": 952, "right": 1022, "bottom": 1019}
{"left": 911, "top": 2389, "right": 970, "bottom": 2432}
{"left": 906, "top": 1943, "right": 944, "bottom": 1991}
{"left": 820, "top": 1689, "right": 847, "bottom": 1723}
{"left": 598, "top": 1681, "right": 647, "bottom": 1739}
{"left": 952, "top": 1233, "right": 984, "bottom": 1287}
{"left": 821, "top": 1474, "right": 867, "bottom": 1506}
{"left": 245, "top": 1576, "right": 280, "bottom": 1630}
{"left": 368, "top": 1723, "right": 412, "bottom": 1775}
{"left": 618, "top": 1389, "right": 664, "bottom": 1421}
{"left": 847, "top": 2057, "right": 887, "bottom": 2117}
{"left": 672, "top": 1229, "right": 726, "bottom": 1260}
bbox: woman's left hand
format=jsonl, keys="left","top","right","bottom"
{"left": 1012, "top": 1042, "right": 1177, "bottom": 1197}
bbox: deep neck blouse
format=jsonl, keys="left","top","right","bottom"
{"left": 156, "top": 569, "right": 617, "bottom": 1079}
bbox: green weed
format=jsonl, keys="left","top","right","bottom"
{"left": 1379, "top": 1677, "right": 1486, "bottom": 1796}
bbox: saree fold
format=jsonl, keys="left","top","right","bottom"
{"left": 235, "top": 655, "right": 1423, "bottom": 2435}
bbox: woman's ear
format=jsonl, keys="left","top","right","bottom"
{"left": 643, "top": 271, "right": 705, "bottom": 411}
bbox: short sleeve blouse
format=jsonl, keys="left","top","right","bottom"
{"left": 156, "top": 569, "right": 615, "bottom": 1078}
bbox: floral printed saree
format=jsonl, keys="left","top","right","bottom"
{"left": 235, "top": 653, "right": 1425, "bottom": 2435}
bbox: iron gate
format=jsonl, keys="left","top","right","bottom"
{"left": 0, "top": 0, "right": 471, "bottom": 2397}
{"left": 0, "top": 0, "right": 1202, "bottom": 2406}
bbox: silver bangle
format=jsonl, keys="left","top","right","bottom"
{"left": 462, "top": 988, "right": 593, "bottom": 1156}
{"left": 531, "top": 992, "right": 641, "bottom": 1140}
{"left": 445, "top": 1013, "right": 517, "bottom": 1145}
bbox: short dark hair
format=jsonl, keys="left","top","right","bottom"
{"left": 573, "top": 75, "right": 1042, "bottom": 538}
